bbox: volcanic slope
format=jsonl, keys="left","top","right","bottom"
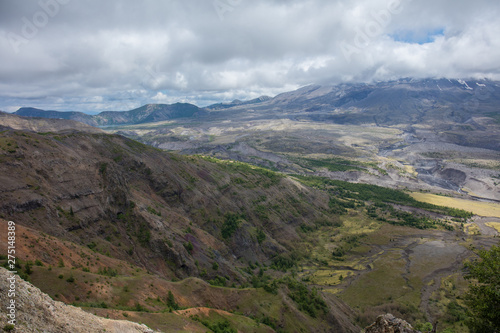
{"left": 92, "top": 79, "right": 500, "bottom": 202}
{"left": 0, "top": 126, "right": 359, "bottom": 332}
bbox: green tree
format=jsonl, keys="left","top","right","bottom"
{"left": 463, "top": 245, "right": 500, "bottom": 333}
{"left": 166, "top": 290, "right": 179, "bottom": 310}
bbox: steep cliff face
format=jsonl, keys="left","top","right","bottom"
{"left": 0, "top": 267, "right": 158, "bottom": 333}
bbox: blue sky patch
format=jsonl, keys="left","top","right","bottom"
{"left": 390, "top": 28, "right": 445, "bottom": 45}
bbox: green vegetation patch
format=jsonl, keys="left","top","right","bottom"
{"left": 270, "top": 253, "right": 299, "bottom": 272}
{"left": 340, "top": 249, "right": 411, "bottom": 308}
{"left": 198, "top": 156, "right": 284, "bottom": 188}
{"left": 221, "top": 212, "right": 244, "bottom": 239}
{"left": 297, "top": 157, "right": 365, "bottom": 172}
{"left": 282, "top": 277, "right": 327, "bottom": 318}
{"left": 294, "top": 175, "right": 473, "bottom": 223}
{"left": 191, "top": 317, "right": 237, "bottom": 333}
{"left": 0, "top": 137, "right": 19, "bottom": 153}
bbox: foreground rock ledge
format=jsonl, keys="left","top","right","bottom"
{"left": 365, "top": 313, "right": 421, "bottom": 333}
{"left": 0, "top": 267, "right": 159, "bottom": 333}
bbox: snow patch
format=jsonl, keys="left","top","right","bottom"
{"left": 458, "top": 79, "right": 473, "bottom": 90}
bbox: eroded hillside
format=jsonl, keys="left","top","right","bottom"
{"left": 0, "top": 128, "right": 359, "bottom": 332}
{"left": 0, "top": 122, "right": 498, "bottom": 332}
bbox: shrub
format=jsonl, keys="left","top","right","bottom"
{"left": 58, "top": 258, "right": 65, "bottom": 267}
{"left": 24, "top": 262, "right": 33, "bottom": 275}
{"left": 256, "top": 228, "right": 266, "bottom": 243}
{"left": 183, "top": 241, "right": 194, "bottom": 254}
{"left": 166, "top": 291, "right": 179, "bottom": 310}
{"left": 209, "top": 276, "right": 227, "bottom": 287}
{"left": 97, "top": 267, "right": 118, "bottom": 277}
{"left": 192, "top": 317, "right": 236, "bottom": 333}
{"left": 3, "top": 324, "right": 15, "bottom": 332}
{"left": 284, "top": 277, "right": 327, "bottom": 318}
{"left": 271, "top": 254, "right": 298, "bottom": 272}
{"left": 136, "top": 223, "right": 151, "bottom": 246}
{"left": 221, "top": 213, "right": 242, "bottom": 239}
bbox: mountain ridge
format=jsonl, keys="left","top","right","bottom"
{"left": 12, "top": 78, "right": 500, "bottom": 133}
{"left": 0, "top": 124, "right": 360, "bottom": 332}
{"left": 0, "top": 111, "right": 104, "bottom": 134}
{"left": 14, "top": 103, "right": 206, "bottom": 127}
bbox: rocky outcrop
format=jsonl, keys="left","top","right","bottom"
{"left": 365, "top": 314, "right": 421, "bottom": 333}
{"left": 0, "top": 267, "right": 159, "bottom": 333}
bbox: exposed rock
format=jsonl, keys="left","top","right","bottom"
{"left": 0, "top": 267, "right": 159, "bottom": 333}
{"left": 365, "top": 314, "right": 420, "bottom": 333}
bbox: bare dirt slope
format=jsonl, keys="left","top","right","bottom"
{"left": 0, "top": 267, "right": 158, "bottom": 333}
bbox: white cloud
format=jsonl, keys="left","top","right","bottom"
{"left": 0, "top": 0, "right": 499, "bottom": 112}
{"left": 151, "top": 92, "right": 169, "bottom": 103}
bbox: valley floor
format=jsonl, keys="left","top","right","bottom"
{"left": 298, "top": 207, "right": 499, "bottom": 330}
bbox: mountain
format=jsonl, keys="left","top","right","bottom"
{"left": 1, "top": 121, "right": 496, "bottom": 331}
{"left": 0, "top": 111, "right": 103, "bottom": 134}
{"left": 0, "top": 123, "right": 360, "bottom": 332}
{"left": 2, "top": 80, "right": 500, "bottom": 331}
{"left": 107, "top": 78, "right": 500, "bottom": 202}
{"left": 15, "top": 79, "right": 500, "bottom": 150}
{"left": 206, "top": 95, "right": 272, "bottom": 110}
{"left": 14, "top": 107, "right": 96, "bottom": 125}
{"left": 94, "top": 103, "right": 206, "bottom": 126}
{"left": 14, "top": 103, "right": 206, "bottom": 127}
{"left": 217, "top": 78, "right": 500, "bottom": 142}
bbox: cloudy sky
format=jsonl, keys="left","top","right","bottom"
{"left": 1, "top": 0, "right": 499, "bottom": 113}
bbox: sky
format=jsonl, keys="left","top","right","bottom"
{"left": 1, "top": 0, "right": 500, "bottom": 113}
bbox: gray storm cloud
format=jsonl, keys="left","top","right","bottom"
{"left": 0, "top": 0, "right": 499, "bottom": 112}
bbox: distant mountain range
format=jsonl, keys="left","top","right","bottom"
{"left": 12, "top": 78, "right": 500, "bottom": 133}
{"left": 206, "top": 78, "right": 499, "bottom": 126}
{"left": 0, "top": 111, "right": 104, "bottom": 133}
{"left": 14, "top": 103, "right": 205, "bottom": 127}
{"left": 206, "top": 95, "right": 272, "bottom": 110}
